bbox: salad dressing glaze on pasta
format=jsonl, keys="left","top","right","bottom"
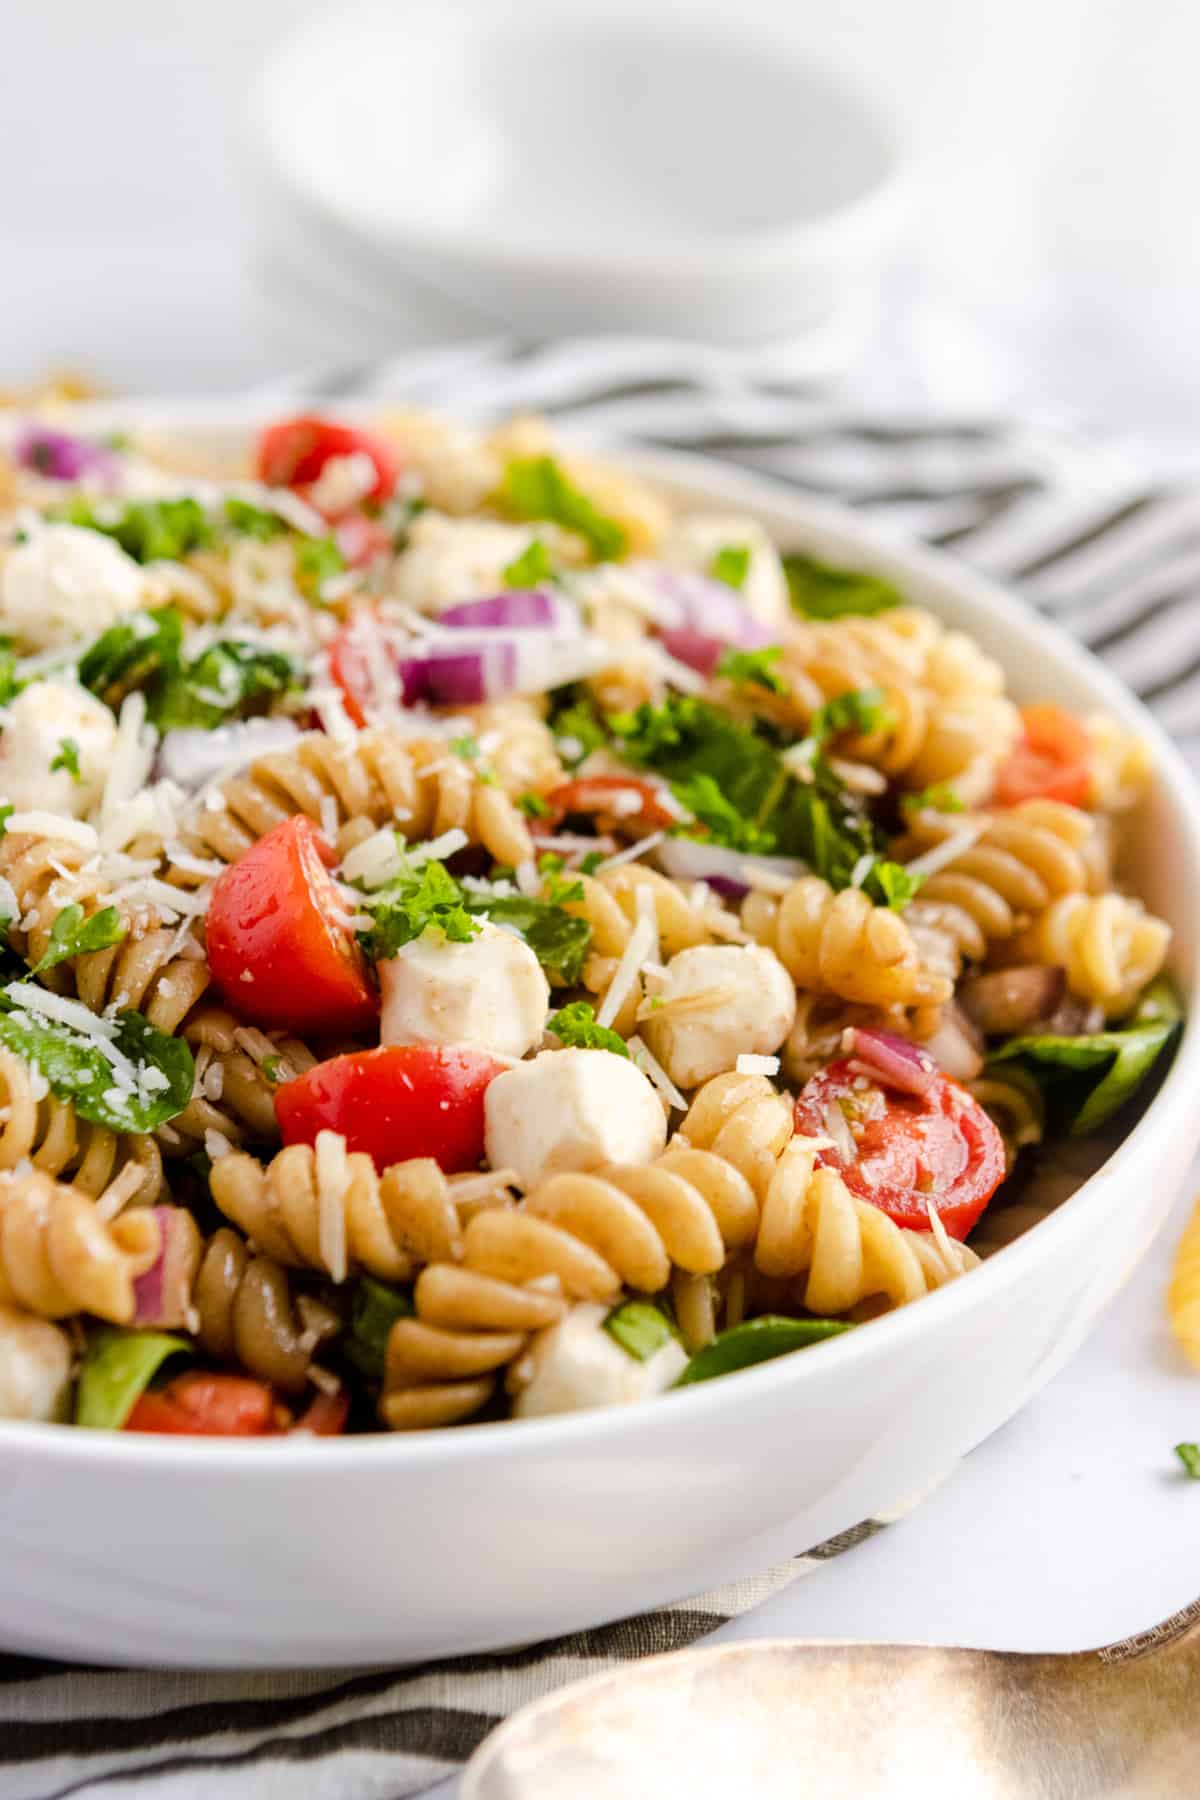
{"left": 0, "top": 411, "right": 1178, "bottom": 1437}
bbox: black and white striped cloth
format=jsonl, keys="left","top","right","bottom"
{"left": 5, "top": 337, "right": 1199, "bottom": 1799}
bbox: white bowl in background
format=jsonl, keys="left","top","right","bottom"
{"left": 1, "top": 410, "right": 1197, "bottom": 1669}
{"left": 248, "top": 0, "right": 910, "bottom": 351}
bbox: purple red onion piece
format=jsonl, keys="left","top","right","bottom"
{"left": 132, "top": 1207, "right": 202, "bottom": 1329}
{"left": 13, "top": 422, "right": 117, "bottom": 483}
{"left": 437, "top": 590, "right": 579, "bottom": 633}
{"left": 844, "top": 1027, "right": 938, "bottom": 1096}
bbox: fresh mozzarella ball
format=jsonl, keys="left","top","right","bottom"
{"left": 379, "top": 921, "right": 550, "bottom": 1061}
{"left": 1, "top": 523, "right": 148, "bottom": 650}
{"left": 484, "top": 1048, "right": 668, "bottom": 1190}
{"left": 0, "top": 680, "right": 118, "bottom": 816}
{"left": 0, "top": 1305, "right": 72, "bottom": 1422}
{"left": 642, "top": 944, "right": 797, "bottom": 1089}
{"left": 512, "top": 1302, "right": 687, "bottom": 1419}
{"left": 660, "top": 512, "right": 789, "bottom": 629}
{"left": 390, "top": 512, "right": 541, "bottom": 614}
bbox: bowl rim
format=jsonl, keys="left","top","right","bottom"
{"left": 249, "top": 0, "right": 911, "bottom": 281}
{"left": 3, "top": 406, "right": 1199, "bottom": 1473}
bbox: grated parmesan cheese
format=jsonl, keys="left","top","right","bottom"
{"left": 314, "top": 1129, "right": 349, "bottom": 1284}
{"left": 736, "top": 1053, "right": 781, "bottom": 1076}
{"left": 902, "top": 819, "right": 990, "bottom": 880}
{"left": 627, "top": 1035, "right": 688, "bottom": 1111}
{"left": 4, "top": 812, "right": 98, "bottom": 849}
{"left": 596, "top": 910, "right": 655, "bottom": 1030}
{"left": 595, "top": 831, "right": 665, "bottom": 874}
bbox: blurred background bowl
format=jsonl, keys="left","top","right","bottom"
{"left": 249, "top": 0, "right": 910, "bottom": 359}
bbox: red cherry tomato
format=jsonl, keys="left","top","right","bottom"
{"left": 256, "top": 414, "right": 398, "bottom": 506}
{"left": 541, "top": 775, "right": 677, "bottom": 835}
{"left": 793, "top": 1059, "right": 1005, "bottom": 1240}
{"left": 335, "top": 512, "right": 395, "bottom": 568}
{"left": 206, "top": 816, "right": 378, "bottom": 1036}
{"left": 994, "top": 704, "right": 1091, "bottom": 808}
{"left": 275, "top": 1045, "right": 501, "bottom": 1174}
{"left": 125, "top": 1373, "right": 277, "bottom": 1437}
{"left": 328, "top": 619, "right": 372, "bottom": 729}
{"left": 291, "top": 1389, "right": 351, "bottom": 1436}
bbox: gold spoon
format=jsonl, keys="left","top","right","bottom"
{"left": 463, "top": 1596, "right": 1200, "bottom": 1798}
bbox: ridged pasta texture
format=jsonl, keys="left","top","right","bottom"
{"left": 0, "top": 1169, "right": 159, "bottom": 1323}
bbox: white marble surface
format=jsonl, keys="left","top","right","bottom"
{"left": 426, "top": 1175, "right": 1200, "bottom": 1796}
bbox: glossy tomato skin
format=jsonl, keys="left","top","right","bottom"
{"left": 994, "top": 703, "right": 1091, "bottom": 808}
{"left": 291, "top": 1389, "right": 351, "bottom": 1436}
{"left": 256, "top": 415, "right": 398, "bottom": 506}
{"left": 541, "top": 775, "right": 677, "bottom": 835}
{"left": 275, "top": 1045, "right": 502, "bottom": 1174}
{"left": 793, "top": 1059, "right": 1005, "bottom": 1240}
{"left": 328, "top": 620, "right": 371, "bottom": 728}
{"left": 125, "top": 1374, "right": 277, "bottom": 1436}
{"left": 206, "top": 816, "right": 378, "bottom": 1036}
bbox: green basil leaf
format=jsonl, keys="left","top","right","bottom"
{"left": 989, "top": 977, "right": 1181, "bottom": 1135}
{"left": 78, "top": 606, "right": 184, "bottom": 709}
{"left": 345, "top": 1276, "right": 414, "bottom": 1380}
{"left": 150, "top": 640, "right": 299, "bottom": 731}
{"left": 548, "top": 1001, "right": 630, "bottom": 1058}
{"left": 58, "top": 495, "right": 214, "bottom": 564}
{"left": 783, "top": 552, "right": 904, "bottom": 619}
{"left": 294, "top": 534, "right": 346, "bottom": 602}
{"left": 500, "top": 456, "right": 627, "bottom": 561}
{"left": 502, "top": 538, "right": 555, "bottom": 587}
{"left": 676, "top": 1315, "right": 854, "bottom": 1386}
{"left": 710, "top": 544, "right": 751, "bottom": 590}
{"left": 75, "top": 1327, "right": 191, "bottom": 1429}
{"left": 716, "top": 645, "right": 787, "bottom": 696}
{"left": 469, "top": 893, "right": 591, "bottom": 986}
{"left": 0, "top": 1001, "right": 194, "bottom": 1133}
{"left": 224, "top": 497, "right": 287, "bottom": 541}
{"left": 604, "top": 1300, "right": 677, "bottom": 1361}
{"left": 28, "top": 903, "right": 126, "bottom": 976}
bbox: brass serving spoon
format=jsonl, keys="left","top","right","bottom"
{"left": 463, "top": 1596, "right": 1200, "bottom": 1798}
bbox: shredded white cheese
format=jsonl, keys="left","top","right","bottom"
{"left": 596, "top": 911, "right": 655, "bottom": 1030}
{"left": 628, "top": 1034, "right": 688, "bottom": 1111}
{"left": 902, "top": 819, "right": 990, "bottom": 880}
{"left": 595, "top": 831, "right": 664, "bottom": 874}
{"left": 736, "top": 1054, "right": 781, "bottom": 1076}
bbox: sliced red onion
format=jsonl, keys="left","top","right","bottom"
{"left": 132, "top": 1207, "right": 202, "bottom": 1328}
{"left": 156, "top": 716, "right": 302, "bottom": 789}
{"left": 920, "top": 1004, "right": 984, "bottom": 1082}
{"left": 438, "top": 590, "right": 580, "bottom": 634}
{"left": 654, "top": 836, "right": 808, "bottom": 899}
{"left": 14, "top": 422, "right": 117, "bottom": 484}
{"left": 959, "top": 965, "right": 1066, "bottom": 1037}
{"left": 631, "top": 561, "right": 773, "bottom": 646}
{"left": 658, "top": 627, "right": 726, "bottom": 677}
{"left": 845, "top": 1027, "right": 938, "bottom": 1097}
{"left": 399, "top": 634, "right": 604, "bottom": 707}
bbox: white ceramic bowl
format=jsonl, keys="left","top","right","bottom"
{"left": 248, "top": 0, "right": 909, "bottom": 349}
{"left": 2, "top": 418, "right": 1199, "bottom": 1668}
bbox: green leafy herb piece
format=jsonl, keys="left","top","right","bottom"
{"left": 670, "top": 772, "right": 774, "bottom": 853}
{"left": 502, "top": 537, "right": 555, "bottom": 587}
{"left": 810, "top": 685, "right": 893, "bottom": 745}
{"left": 989, "top": 977, "right": 1182, "bottom": 1135}
{"left": 1175, "top": 1443, "right": 1200, "bottom": 1479}
{"left": 902, "top": 783, "right": 966, "bottom": 816}
{"left": 50, "top": 738, "right": 82, "bottom": 782}
{"left": 717, "top": 645, "right": 788, "bottom": 696}
{"left": 547, "top": 1001, "right": 630, "bottom": 1058}
{"left": 783, "top": 552, "right": 904, "bottom": 620}
{"left": 675, "top": 1315, "right": 854, "bottom": 1386}
{"left": 29, "top": 904, "right": 125, "bottom": 977}
{"left": 345, "top": 1276, "right": 414, "bottom": 1380}
{"left": 75, "top": 1327, "right": 191, "bottom": 1429}
{"left": 604, "top": 1300, "right": 677, "bottom": 1360}
{"left": 224, "top": 497, "right": 287, "bottom": 541}
{"left": 77, "top": 606, "right": 184, "bottom": 710}
{"left": 59, "top": 495, "right": 214, "bottom": 564}
{"left": 449, "top": 735, "right": 481, "bottom": 762}
{"left": 550, "top": 695, "right": 608, "bottom": 767}
{"left": 518, "top": 791, "right": 552, "bottom": 819}
{"left": 867, "top": 861, "right": 926, "bottom": 910}
{"left": 294, "top": 534, "right": 346, "bottom": 603}
{"left": 579, "top": 850, "right": 603, "bottom": 875}
{"left": 710, "top": 544, "right": 751, "bottom": 590}
{"left": 500, "top": 456, "right": 627, "bottom": 562}
{"left": 470, "top": 893, "right": 590, "bottom": 986}
{"left": 0, "top": 804, "right": 12, "bottom": 841}
{"left": 261, "top": 1055, "right": 286, "bottom": 1085}
{"left": 151, "top": 640, "right": 299, "bottom": 732}
{"left": 0, "top": 642, "right": 24, "bottom": 706}
{"left": 0, "top": 1000, "right": 194, "bottom": 1134}
{"left": 362, "top": 858, "right": 482, "bottom": 961}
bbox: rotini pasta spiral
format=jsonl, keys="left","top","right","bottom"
{"left": 741, "top": 875, "right": 951, "bottom": 1008}
{"left": 173, "top": 729, "right": 533, "bottom": 875}
{"left": 0, "top": 1048, "right": 164, "bottom": 1205}
{"left": 0, "top": 830, "right": 119, "bottom": 973}
{"left": 1167, "top": 1195, "right": 1200, "bottom": 1368}
{"left": 0, "top": 1168, "right": 159, "bottom": 1322}
{"left": 210, "top": 1133, "right": 465, "bottom": 1283}
{"left": 968, "top": 1068, "right": 1046, "bottom": 1173}
{"left": 570, "top": 863, "right": 726, "bottom": 1032}
{"left": 159, "top": 1007, "right": 318, "bottom": 1155}
{"left": 193, "top": 1226, "right": 340, "bottom": 1394}
{"left": 1010, "top": 891, "right": 1171, "bottom": 1016}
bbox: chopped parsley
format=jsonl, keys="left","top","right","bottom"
{"left": 261, "top": 1055, "right": 286, "bottom": 1085}
{"left": 58, "top": 495, "right": 214, "bottom": 564}
{"left": 604, "top": 1300, "right": 677, "bottom": 1360}
{"left": 78, "top": 606, "right": 300, "bottom": 729}
{"left": 547, "top": 1001, "right": 630, "bottom": 1058}
{"left": 810, "top": 685, "right": 894, "bottom": 745}
{"left": 449, "top": 735, "right": 481, "bottom": 762}
{"left": 0, "top": 805, "right": 12, "bottom": 841}
{"left": 500, "top": 456, "right": 627, "bottom": 562}
{"left": 783, "top": 552, "right": 905, "bottom": 619}
{"left": 518, "top": 791, "right": 552, "bottom": 819}
{"left": 0, "top": 641, "right": 24, "bottom": 707}
{"left": 502, "top": 537, "right": 555, "bottom": 587}
{"left": 902, "top": 783, "right": 966, "bottom": 816}
{"left": 710, "top": 544, "right": 751, "bottom": 590}
{"left": 549, "top": 691, "right": 608, "bottom": 767}
{"left": 868, "top": 861, "right": 926, "bottom": 909}
{"left": 224, "top": 497, "right": 287, "bottom": 541}
{"left": 670, "top": 772, "right": 773, "bottom": 853}
{"left": 1176, "top": 1443, "right": 1200, "bottom": 1479}
{"left": 50, "top": 737, "right": 82, "bottom": 782}
{"left": 361, "top": 859, "right": 482, "bottom": 961}
{"left": 293, "top": 534, "right": 346, "bottom": 603}
{"left": 717, "top": 645, "right": 788, "bottom": 696}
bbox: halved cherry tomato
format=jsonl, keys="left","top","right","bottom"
{"left": 335, "top": 512, "right": 395, "bottom": 569}
{"left": 328, "top": 619, "right": 372, "bottom": 728}
{"left": 256, "top": 414, "right": 398, "bottom": 507}
{"left": 793, "top": 1059, "right": 1005, "bottom": 1240}
{"left": 125, "top": 1373, "right": 277, "bottom": 1437}
{"left": 994, "top": 703, "right": 1091, "bottom": 808}
{"left": 275, "top": 1044, "right": 501, "bottom": 1174}
{"left": 291, "top": 1389, "right": 351, "bottom": 1436}
{"left": 206, "top": 816, "right": 378, "bottom": 1036}
{"left": 540, "top": 775, "right": 677, "bottom": 835}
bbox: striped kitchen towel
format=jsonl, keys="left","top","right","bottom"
{"left": 4, "top": 336, "right": 1198, "bottom": 1799}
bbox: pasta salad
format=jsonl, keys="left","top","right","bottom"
{"left": 0, "top": 410, "right": 1179, "bottom": 1437}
